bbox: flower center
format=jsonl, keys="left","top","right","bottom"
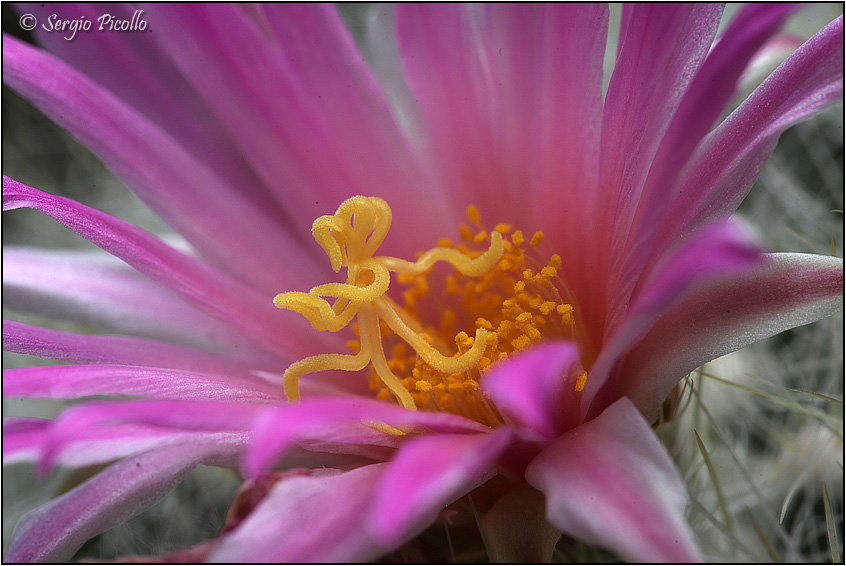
{"left": 273, "top": 196, "right": 583, "bottom": 426}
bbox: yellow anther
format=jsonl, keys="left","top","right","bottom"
{"left": 549, "top": 254, "right": 562, "bottom": 269}
{"left": 473, "top": 230, "right": 488, "bottom": 244}
{"left": 575, "top": 372, "right": 588, "bottom": 392}
{"left": 466, "top": 204, "right": 481, "bottom": 224}
{"left": 512, "top": 230, "right": 525, "bottom": 246}
{"left": 539, "top": 301, "right": 556, "bottom": 315}
{"left": 530, "top": 231, "right": 545, "bottom": 246}
{"left": 523, "top": 326, "right": 541, "bottom": 340}
{"left": 516, "top": 312, "right": 533, "bottom": 324}
{"left": 557, "top": 304, "right": 573, "bottom": 315}
{"left": 511, "top": 335, "right": 531, "bottom": 350}
{"left": 514, "top": 280, "right": 526, "bottom": 293}
{"left": 437, "top": 237, "right": 454, "bottom": 248}
{"left": 522, "top": 269, "right": 533, "bottom": 281}
{"left": 494, "top": 223, "right": 512, "bottom": 235}
{"left": 540, "top": 266, "right": 557, "bottom": 278}
{"left": 416, "top": 380, "right": 433, "bottom": 392}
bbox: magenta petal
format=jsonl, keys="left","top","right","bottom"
{"left": 370, "top": 429, "right": 512, "bottom": 547}
{"left": 483, "top": 341, "right": 583, "bottom": 438}
{"left": 3, "top": 418, "right": 50, "bottom": 463}
{"left": 526, "top": 398, "right": 701, "bottom": 562}
{"left": 620, "top": 253, "right": 843, "bottom": 421}
{"left": 211, "top": 464, "right": 389, "bottom": 562}
{"left": 5, "top": 437, "right": 244, "bottom": 563}
{"left": 3, "top": 177, "right": 339, "bottom": 360}
{"left": 244, "top": 397, "right": 487, "bottom": 477}
{"left": 2, "top": 35, "right": 320, "bottom": 294}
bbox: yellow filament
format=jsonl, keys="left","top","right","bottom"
{"left": 274, "top": 196, "right": 503, "bottom": 409}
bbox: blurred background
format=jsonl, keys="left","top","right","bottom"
{"left": 3, "top": 3, "right": 843, "bottom": 562}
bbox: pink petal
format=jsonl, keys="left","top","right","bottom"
{"left": 244, "top": 397, "right": 487, "bottom": 476}
{"left": 3, "top": 320, "right": 280, "bottom": 377}
{"left": 609, "top": 4, "right": 800, "bottom": 322}
{"left": 526, "top": 398, "right": 701, "bottom": 562}
{"left": 5, "top": 437, "right": 244, "bottom": 563}
{"left": 396, "top": 4, "right": 608, "bottom": 239}
{"left": 589, "top": 5, "right": 723, "bottom": 342}
{"left": 483, "top": 341, "right": 584, "bottom": 438}
{"left": 20, "top": 3, "right": 273, "bottom": 211}
{"left": 648, "top": 15, "right": 844, "bottom": 271}
{"left": 146, "top": 4, "right": 446, "bottom": 256}
{"left": 3, "top": 364, "right": 280, "bottom": 402}
{"left": 370, "top": 428, "right": 512, "bottom": 547}
{"left": 37, "top": 400, "right": 263, "bottom": 473}
{"left": 619, "top": 252, "right": 843, "bottom": 422}
{"left": 2, "top": 247, "right": 261, "bottom": 353}
{"left": 584, "top": 220, "right": 762, "bottom": 419}
{"left": 258, "top": 4, "right": 448, "bottom": 256}
{"left": 2, "top": 417, "right": 50, "bottom": 463}
{"left": 210, "top": 464, "right": 389, "bottom": 562}
{"left": 3, "top": 177, "right": 340, "bottom": 360}
{"left": 2, "top": 34, "right": 321, "bottom": 294}
{"left": 5, "top": 415, "right": 245, "bottom": 470}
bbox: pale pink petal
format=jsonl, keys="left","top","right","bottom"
{"left": 5, "top": 437, "right": 245, "bottom": 563}
{"left": 38, "top": 400, "right": 264, "bottom": 473}
{"left": 3, "top": 177, "right": 340, "bottom": 360}
{"left": 210, "top": 464, "right": 389, "bottom": 562}
{"left": 244, "top": 397, "right": 487, "bottom": 476}
{"left": 2, "top": 247, "right": 261, "bottom": 353}
{"left": 619, "top": 253, "right": 843, "bottom": 422}
{"left": 648, "top": 15, "right": 844, "bottom": 270}
{"left": 2, "top": 35, "right": 321, "bottom": 294}
{"left": 370, "top": 429, "right": 512, "bottom": 547}
{"left": 4, "top": 416, "right": 246, "bottom": 470}
{"left": 19, "top": 3, "right": 272, "bottom": 207}
{"left": 609, "top": 4, "right": 799, "bottom": 323}
{"left": 483, "top": 341, "right": 583, "bottom": 438}
{"left": 3, "top": 364, "right": 280, "bottom": 403}
{"left": 3, "top": 320, "right": 280, "bottom": 377}
{"left": 584, "top": 220, "right": 762, "bottom": 419}
{"left": 526, "top": 398, "right": 701, "bottom": 562}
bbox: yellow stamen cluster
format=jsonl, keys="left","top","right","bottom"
{"left": 362, "top": 205, "right": 577, "bottom": 425}
{"left": 274, "top": 197, "right": 584, "bottom": 426}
